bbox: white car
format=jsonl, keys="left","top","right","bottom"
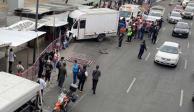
{"left": 167, "top": 11, "right": 182, "bottom": 24}
{"left": 182, "top": 0, "right": 190, "bottom": 8}
{"left": 154, "top": 41, "right": 181, "bottom": 67}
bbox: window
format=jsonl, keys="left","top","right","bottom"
{"left": 80, "top": 20, "right": 86, "bottom": 28}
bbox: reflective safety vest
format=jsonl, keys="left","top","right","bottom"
{"left": 127, "top": 27, "right": 133, "bottom": 36}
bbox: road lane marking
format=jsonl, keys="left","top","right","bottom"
{"left": 156, "top": 39, "right": 159, "bottom": 44}
{"left": 179, "top": 89, "right": 184, "bottom": 107}
{"left": 187, "top": 41, "right": 190, "bottom": 48}
{"left": 184, "top": 59, "right": 187, "bottom": 70}
{"left": 126, "top": 77, "right": 136, "bottom": 93}
{"left": 145, "top": 52, "right": 150, "bottom": 61}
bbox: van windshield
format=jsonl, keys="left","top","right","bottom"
{"left": 119, "top": 11, "right": 132, "bottom": 18}
{"left": 67, "top": 16, "right": 75, "bottom": 29}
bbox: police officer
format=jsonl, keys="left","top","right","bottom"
{"left": 138, "top": 40, "right": 147, "bottom": 59}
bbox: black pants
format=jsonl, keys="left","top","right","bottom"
{"left": 9, "top": 61, "right": 13, "bottom": 73}
{"left": 45, "top": 72, "right": 51, "bottom": 82}
{"left": 78, "top": 79, "right": 86, "bottom": 91}
{"left": 152, "top": 36, "right": 157, "bottom": 44}
{"left": 127, "top": 36, "right": 132, "bottom": 42}
{"left": 118, "top": 39, "right": 123, "bottom": 47}
{"left": 138, "top": 50, "right": 144, "bottom": 59}
{"left": 92, "top": 79, "right": 98, "bottom": 94}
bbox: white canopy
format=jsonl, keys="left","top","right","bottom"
{"left": 0, "top": 72, "right": 40, "bottom": 112}
{"left": 0, "top": 41, "right": 11, "bottom": 48}
{"left": 4, "top": 20, "right": 44, "bottom": 31}
{"left": 0, "top": 30, "right": 46, "bottom": 47}
{"left": 40, "top": 12, "right": 69, "bottom": 27}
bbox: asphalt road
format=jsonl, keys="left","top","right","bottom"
{"left": 44, "top": 0, "right": 194, "bottom": 112}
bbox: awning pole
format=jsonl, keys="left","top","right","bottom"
{"left": 33, "top": 0, "right": 39, "bottom": 63}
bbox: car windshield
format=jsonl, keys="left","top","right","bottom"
{"left": 185, "top": 7, "right": 194, "bottom": 12}
{"left": 176, "top": 23, "right": 189, "bottom": 29}
{"left": 171, "top": 12, "right": 181, "bottom": 17}
{"left": 159, "top": 45, "right": 178, "bottom": 54}
{"left": 119, "top": 11, "right": 132, "bottom": 18}
{"left": 187, "top": 3, "right": 194, "bottom": 7}
{"left": 149, "top": 12, "right": 161, "bottom": 17}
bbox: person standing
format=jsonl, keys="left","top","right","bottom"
{"left": 92, "top": 65, "right": 101, "bottom": 94}
{"left": 148, "top": 23, "right": 154, "bottom": 38}
{"left": 16, "top": 61, "right": 24, "bottom": 76}
{"left": 78, "top": 65, "right": 88, "bottom": 92}
{"left": 72, "top": 60, "right": 79, "bottom": 84}
{"left": 151, "top": 26, "right": 159, "bottom": 44}
{"left": 38, "top": 57, "right": 45, "bottom": 78}
{"left": 138, "top": 40, "right": 147, "bottom": 59}
{"left": 126, "top": 26, "right": 133, "bottom": 42}
{"left": 8, "top": 48, "right": 16, "bottom": 73}
{"left": 45, "top": 60, "right": 53, "bottom": 83}
{"left": 37, "top": 75, "right": 46, "bottom": 97}
{"left": 58, "top": 63, "right": 67, "bottom": 90}
{"left": 56, "top": 57, "right": 65, "bottom": 81}
{"left": 53, "top": 50, "right": 60, "bottom": 71}
{"left": 118, "top": 33, "right": 124, "bottom": 47}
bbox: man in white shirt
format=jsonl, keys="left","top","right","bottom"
{"left": 8, "top": 48, "right": 16, "bottom": 73}
{"left": 37, "top": 75, "right": 47, "bottom": 97}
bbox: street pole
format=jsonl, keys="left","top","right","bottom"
{"left": 33, "top": 0, "right": 39, "bottom": 63}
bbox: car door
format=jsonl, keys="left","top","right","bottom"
{"left": 78, "top": 19, "right": 86, "bottom": 40}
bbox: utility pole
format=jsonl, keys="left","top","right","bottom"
{"left": 33, "top": 0, "right": 39, "bottom": 63}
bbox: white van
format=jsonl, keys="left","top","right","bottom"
{"left": 68, "top": 8, "right": 119, "bottom": 41}
{"left": 0, "top": 72, "right": 42, "bottom": 112}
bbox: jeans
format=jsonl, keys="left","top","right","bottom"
{"left": 73, "top": 72, "right": 78, "bottom": 84}
{"left": 92, "top": 79, "right": 98, "bottom": 94}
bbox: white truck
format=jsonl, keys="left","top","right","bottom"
{"left": 67, "top": 8, "right": 119, "bottom": 42}
{"left": 119, "top": 4, "right": 142, "bottom": 22}
{"left": 0, "top": 72, "right": 42, "bottom": 112}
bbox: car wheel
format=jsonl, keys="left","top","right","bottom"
{"left": 172, "top": 32, "right": 175, "bottom": 37}
{"left": 191, "top": 17, "right": 193, "bottom": 20}
{"left": 96, "top": 34, "right": 105, "bottom": 42}
{"left": 185, "top": 34, "right": 189, "bottom": 38}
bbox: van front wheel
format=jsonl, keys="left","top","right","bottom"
{"left": 97, "top": 34, "right": 105, "bottom": 42}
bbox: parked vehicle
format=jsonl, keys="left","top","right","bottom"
{"left": 167, "top": 11, "right": 182, "bottom": 24}
{"left": 173, "top": 5, "right": 184, "bottom": 13}
{"left": 172, "top": 22, "right": 190, "bottom": 38}
{"left": 181, "top": 6, "right": 194, "bottom": 19}
{"left": 150, "top": 5, "right": 165, "bottom": 17}
{"left": 187, "top": 2, "right": 194, "bottom": 7}
{"left": 182, "top": 0, "right": 190, "bottom": 8}
{"left": 67, "top": 8, "right": 119, "bottom": 42}
{"left": 0, "top": 72, "right": 42, "bottom": 112}
{"left": 147, "top": 11, "right": 163, "bottom": 21}
{"left": 154, "top": 41, "right": 181, "bottom": 67}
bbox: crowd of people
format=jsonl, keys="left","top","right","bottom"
{"left": 118, "top": 15, "right": 164, "bottom": 59}
{"left": 35, "top": 49, "right": 102, "bottom": 97}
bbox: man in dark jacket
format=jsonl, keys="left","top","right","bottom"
{"left": 151, "top": 26, "right": 159, "bottom": 44}
{"left": 78, "top": 65, "right": 88, "bottom": 92}
{"left": 138, "top": 40, "right": 147, "bottom": 59}
{"left": 92, "top": 65, "right": 101, "bottom": 94}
